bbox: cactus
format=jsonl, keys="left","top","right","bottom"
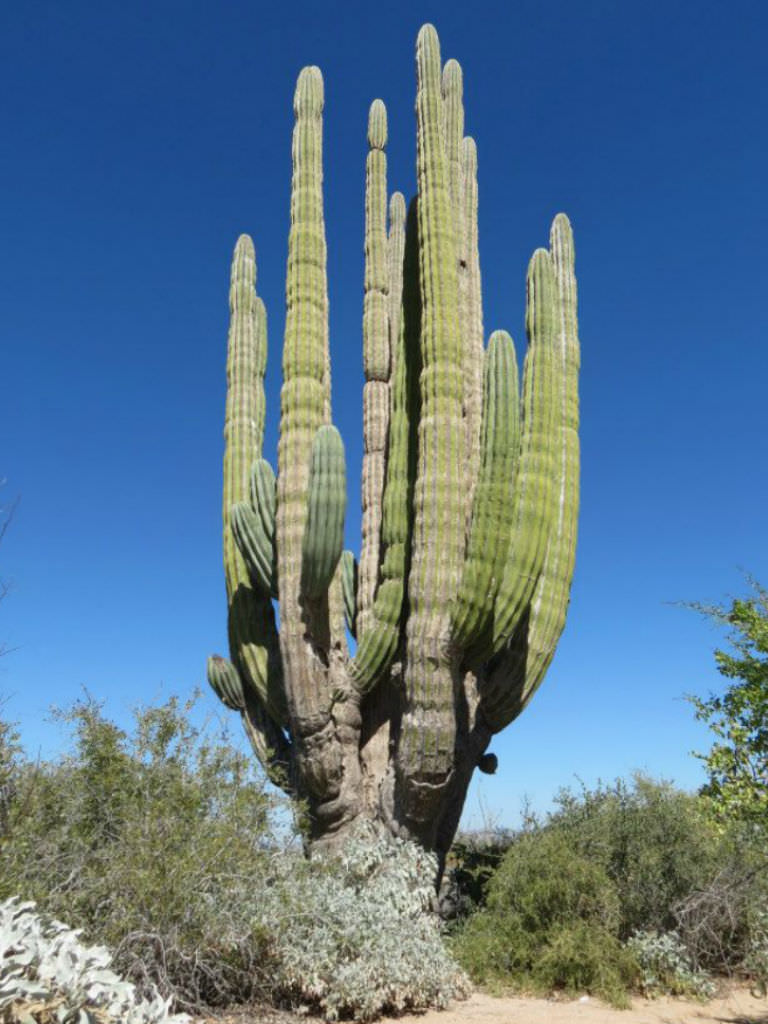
{"left": 208, "top": 24, "right": 580, "bottom": 867}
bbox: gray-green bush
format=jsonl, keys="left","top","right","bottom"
{"left": 0, "top": 695, "right": 467, "bottom": 1019}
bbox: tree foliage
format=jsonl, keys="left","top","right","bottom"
{"left": 688, "top": 582, "right": 768, "bottom": 830}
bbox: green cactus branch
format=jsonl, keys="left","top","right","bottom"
{"left": 208, "top": 24, "right": 580, "bottom": 857}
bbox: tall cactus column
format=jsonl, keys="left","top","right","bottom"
{"left": 208, "top": 23, "right": 580, "bottom": 866}
{"left": 396, "top": 25, "right": 468, "bottom": 842}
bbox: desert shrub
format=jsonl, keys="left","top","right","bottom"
{"left": 0, "top": 897, "right": 189, "bottom": 1023}
{"left": 254, "top": 824, "right": 470, "bottom": 1021}
{"left": 549, "top": 775, "right": 727, "bottom": 939}
{"left": 442, "top": 828, "right": 514, "bottom": 918}
{"left": 452, "top": 827, "right": 636, "bottom": 1006}
{"left": 627, "top": 930, "right": 715, "bottom": 999}
{"left": 0, "top": 694, "right": 287, "bottom": 1012}
{"left": 452, "top": 775, "right": 768, "bottom": 1002}
{"left": 743, "top": 904, "right": 768, "bottom": 995}
{"left": 0, "top": 696, "right": 467, "bottom": 1020}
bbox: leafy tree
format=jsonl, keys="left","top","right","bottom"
{"left": 689, "top": 582, "right": 768, "bottom": 830}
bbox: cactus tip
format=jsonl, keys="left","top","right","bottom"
{"left": 294, "top": 65, "right": 324, "bottom": 117}
{"left": 368, "top": 98, "right": 388, "bottom": 150}
{"left": 462, "top": 135, "right": 477, "bottom": 168}
{"left": 442, "top": 58, "right": 463, "bottom": 93}
{"left": 417, "top": 23, "right": 440, "bottom": 64}
{"left": 234, "top": 233, "right": 254, "bottom": 256}
{"left": 389, "top": 191, "right": 406, "bottom": 224}
{"left": 550, "top": 212, "right": 574, "bottom": 248}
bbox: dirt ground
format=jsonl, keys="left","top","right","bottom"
{"left": 196, "top": 985, "right": 768, "bottom": 1024}
{"left": 394, "top": 987, "right": 768, "bottom": 1024}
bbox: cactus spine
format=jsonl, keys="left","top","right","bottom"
{"left": 209, "top": 26, "right": 580, "bottom": 862}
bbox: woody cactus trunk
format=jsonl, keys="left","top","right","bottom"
{"left": 208, "top": 24, "right": 580, "bottom": 867}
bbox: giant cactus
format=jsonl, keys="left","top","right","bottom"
{"left": 208, "top": 24, "right": 580, "bottom": 867}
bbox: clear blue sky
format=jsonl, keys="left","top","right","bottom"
{"left": 2, "top": 0, "right": 766, "bottom": 827}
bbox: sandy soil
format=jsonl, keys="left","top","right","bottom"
{"left": 394, "top": 987, "right": 768, "bottom": 1024}
{"left": 197, "top": 985, "right": 768, "bottom": 1024}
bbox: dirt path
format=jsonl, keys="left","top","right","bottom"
{"left": 197, "top": 986, "right": 768, "bottom": 1024}
{"left": 394, "top": 987, "right": 768, "bottom": 1024}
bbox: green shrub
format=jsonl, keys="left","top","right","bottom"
{"left": 451, "top": 775, "right": 768, "bottom": 1003}
{"left": 452, "top": 827, "right": 636, "bottom": 1006}
{"left": 549, "top": 775, "right": 725, "bottom": 939}
{"left": 0, "top": 694, "right": 288, "bottom": 1011}
{"left": 0, "top": 695, "right": 467, "bottom": 1019}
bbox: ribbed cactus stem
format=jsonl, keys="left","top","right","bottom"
{"left": 223, "top": 235, "right": 265, "bottom": 604}
{"left": 358, "top": 99, "right": 390, "bottom": 640}
{"left": 483, "top": 215, "right": 580, "bottom": 730}
{"left": 522, "top": 215, "right": 579, "bottom": 689}
{"left": 452, "top": 330, "right": 520, "bottom": 654}
{"left": 491, "top": 249, "right": 558, "bottom": 653}
{"left": 461, "top": 136, "right": 484, "bottom": 507}
{"left": 207, "top": 655, "right": 245, "bottom": 710}
{"left": 277, "top": 65, "right": 332, "bottom": 723}
{"left": 351, "top": 191, "right": 413, "bottom": 692}
{"left": 442, "top": 60, "right": 463, "bottom": 222}
{"left": 340, "top": 549, "right": 358, "bottom": 638}
{"left": 301, "top": 425, "right": 347, "bottom": 599}
{"left": 220, "top": 235, "right": 285, "bottom": 727}
{"left": 399, "top": 24, "right": 466, "bottom": 834}
{"left": 231, "top": 501, "right": 275, "bottom": 596}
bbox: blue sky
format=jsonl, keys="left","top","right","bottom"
{"left": 2, "top": 0, "right": 766, "bottom": 827}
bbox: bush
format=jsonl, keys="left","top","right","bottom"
{"left": 451, "top": 775, "right": 768, "bottom": 1003}
{"left": 0, "top": 694, "right": 283, "bottom": 1013}
{"left": 0, "top": 695, "right": 467, "bottom": 1020}
{"left": 627, "top": 930, "right": 715, "bottom": 999}
{"left": 258, "top": 824, "right": 469, "bottom": 1020}
{"left": 0, "top": 897, "right": 189, "bottom": 1023}
{"left": 452, "top": 827, "right": 637, "bottom": 1006}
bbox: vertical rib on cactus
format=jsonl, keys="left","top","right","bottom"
{"left": 461, "top": 136, "right": 484, "bottom": 507}
{"left": 398, "top": 24, "right": 466, "bottom": 837}
{"left": 358, "top": 99, "right": 390, "bottom": 640}
{"left": 277, "top": 66, "right": 332, "bottom": 726}
{"left": 452, "top": 330, "right": 520, "bottom": 655}
{"left": 351, "top": 191, "right": 413, "bottom": 691}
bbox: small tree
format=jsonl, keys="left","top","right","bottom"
{"left": 688, "top": 582, "right": 768, "bottom": 830}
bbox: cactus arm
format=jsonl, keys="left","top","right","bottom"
{"left": 357, "top": 101, "right": 391, "bottom": 640}
{"left": 350, "top": 191, "right": 414, "bottom": 691}
{"left": 340, "top": 549, "right": 358, "bottom": 638}
{"left": 481, "top": 215, "right": 580, "bottom": 732}
{"left": 301, "top": 425, "right": 347, "bottom": 599}
{"left": 218, "top": 235, "right": 287, "bottom": 729}
{"left": 207, "top": 654, "right": 293, "bottom": 788}
{"left": 461, "top": 136, "right": 484, "bottom": 506}
{"left": 231, "top": 502, "right": 274, "bottom": 595}
{"left": 397, "top": 25, "right": 466, "bottom": 836}
{"left": 490, "top": 248, "right": 558, "bottom": 653}
{"left": 276, "top": 67, "right": 332, "bottom": 722}
{"left": 442, "top": 60, "right": 463, "bottom": 217}
{"left": 451, "top": 330, "right": 520, "bottom": 656}
{"left": 207, "top": 654, "right": 245, "bottom": 710}
{"left": 524, "top": 214, "right": 580, "bottom": 687}
{"left": 223, "top": 235, "right": 265, "bottom": 606}
{"left": 240, "top": 688, "right": 296, "bottom": 794}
